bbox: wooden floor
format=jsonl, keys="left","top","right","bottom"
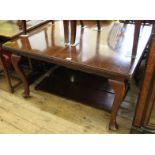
{"left": 0, "top": 67, "right": 140, "bottom": 134}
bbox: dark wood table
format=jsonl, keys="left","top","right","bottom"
{"left": 2, "top": 20, "right": 152, "bottom": 130}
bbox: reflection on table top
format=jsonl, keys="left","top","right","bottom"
{"left": 3, "top": 21, "right": 152, "bottom": 80}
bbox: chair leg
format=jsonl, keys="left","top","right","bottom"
{"left": 80, "top": 20, "right": 84, "bottom": 28}
{"left": 51, "top": 20, "right": 55, "bottom": 24}
{"left": 21, "top": 20, "right": 27, "bottom": 35}
{"left": 0, "top": 57, "right": 13, "bottom": 93}
{"left": 97, "top": 20, "right": 101, "bottom": 31}
{"left": 132, "top": 20, "right": 142, "bottom": 56}
{"left": 70, "top": 20, "right": 77, "bottom": 46}
{"left": 11, "top": 54, "right": 30, "bottom": 98}
{"left": 63, "top": 20, "right": 69, "bottom": 45}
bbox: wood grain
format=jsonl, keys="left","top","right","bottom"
{"left": 0, "top": 72, "right": 138, "bottom": 133}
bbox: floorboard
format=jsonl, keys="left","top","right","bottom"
{"left": 0, "top": 68, "right": 139, "bottom": 133}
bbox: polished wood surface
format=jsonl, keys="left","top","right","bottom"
{"left": 3, "top": 21, "right": 152, "bottom": 79}
{"left": 2, "top": 20, "right": 152, "bottom": 130}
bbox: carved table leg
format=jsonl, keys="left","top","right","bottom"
{"left": 108, "top": 79, "right": 126, "bottom": 130}
{"left": 11, "top": 54, "right": 30, "bottom": 98}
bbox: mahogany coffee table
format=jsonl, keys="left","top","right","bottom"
{"left": 2, "top": 21, "right": 152, "bottom": 130}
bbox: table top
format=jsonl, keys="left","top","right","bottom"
{"left": 2, "top": 21, "right": 152, "bottom": 80}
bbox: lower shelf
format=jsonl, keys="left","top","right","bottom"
{"left": 35, "top": 67, "right": 115, "bottom": 112}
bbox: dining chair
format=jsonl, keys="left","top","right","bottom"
{"left": 0, "top": 20, "right": 51, "bottom": 93}
{"left": 0, "top": 21, "right": 27, "bottom": 93}
{"left": 0, "top": 42, "right": 16, "bottom": 93}
{"left": 131, "top": 21, "right": 154, "bottom": 83}
{"left": 79, "top": 20, "right": 101, "bottom": 30}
